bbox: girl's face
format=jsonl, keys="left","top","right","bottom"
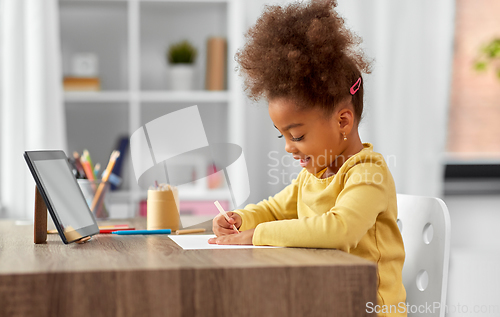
{"left": 269, "top": 97, "right": 351, "bottom": 175}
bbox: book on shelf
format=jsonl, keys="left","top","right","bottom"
{"left": 110, "top": 135, "right": 129, "bottom": 191}
{"left": 205, "top": 37, "right": 227, "bottom": 91}
{"left": 63, "top": 77, "right": 101, "bottom": 91}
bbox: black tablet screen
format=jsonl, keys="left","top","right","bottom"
{"left": 33, "top": 158, "right": 95, "bottom": 233}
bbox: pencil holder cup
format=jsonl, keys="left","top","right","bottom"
{"left": 147, "top": 186, "right": 180, "bottom": 231}
{"left": 78, "top": 179, "right": 110, "bottom": 219}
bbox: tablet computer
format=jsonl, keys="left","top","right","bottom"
{"left": 24, "top": 150, "right": 99, "bottom": 244}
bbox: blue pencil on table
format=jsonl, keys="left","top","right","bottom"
{"left": 111, "top": 229, "right": 171, "bottom": 235}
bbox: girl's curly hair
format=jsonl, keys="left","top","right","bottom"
{"left": 235, "top": 0, "right": 372, "bottom": 122}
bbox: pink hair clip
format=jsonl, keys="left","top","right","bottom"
{"left": 350, "top": 77, "right": 361, "bottom": 95}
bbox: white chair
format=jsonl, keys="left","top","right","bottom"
{"left": 396, "top": 194, "right": 451, "bottom": 317}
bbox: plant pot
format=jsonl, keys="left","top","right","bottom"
{"left": 169, "top": 64, "right": 195, "bottom": 90}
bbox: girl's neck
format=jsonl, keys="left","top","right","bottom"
{"left": 321, "top": 133, "right": 364, "bottom": 179}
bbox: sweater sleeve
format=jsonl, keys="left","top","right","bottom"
{"left": 232, "top": 170, "right": 303, "bottom": 231}
{"left": 252, "top": 163, "right": 389, "bottom": 250}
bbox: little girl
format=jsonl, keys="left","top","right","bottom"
{"left": 209, "top": 1, "right": 406, "bottom": 316}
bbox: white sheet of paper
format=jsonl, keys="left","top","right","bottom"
{"left": 169, "top": 234, "right": 279, "bottom": 250}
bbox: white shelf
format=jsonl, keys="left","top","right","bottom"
{"left": 60, "top": 0, "right": 129, "bottom": 3}
{"left": 64, "top": 90, "right": 229, "bottom": 103}
{"left": 61, "top": 0, "right": 245, "bottom": 212}
{"left": 109, "top": 189, "right": 232, "bottom": 202}
{"left": 60, "top": 0, "right": 230, "bottom": 3}
{"left": 64, "top": 91, "right": 130, "bottom": 102}
{"left": 140, "top": 90, "right": 229, "bottom": 103}
{"left": 179, "top": 188, "right": 232, "bottom": 201}
{"left": 140, "top": 0, "right": 229, "bottom": 3}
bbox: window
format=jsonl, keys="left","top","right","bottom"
{"left": 445, "top": 0, "right": 500, "bottom": 195}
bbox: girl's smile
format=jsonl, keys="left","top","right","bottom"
{"left": 297, "top": 156, "right": 311, "bottom": 168}
{"left": 269, "top": 97, "right": 364, "bottom": 177}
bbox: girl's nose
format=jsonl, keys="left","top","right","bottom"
{"left": 285, "top": 141, "right": 297, "bottom": 154}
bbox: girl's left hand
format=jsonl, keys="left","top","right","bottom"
{"left": 208, "top": 228, "right": 255, "bottom": 245}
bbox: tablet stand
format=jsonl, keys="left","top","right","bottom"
{"left": 34, "top": 185, "right": 47, "bottom": 244}
{"left": 34, "top": 185, "right": 93, "bottom": 244}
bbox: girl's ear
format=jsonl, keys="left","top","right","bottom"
{"left": 338, "top": 108, "right": 355, "bottom": 134}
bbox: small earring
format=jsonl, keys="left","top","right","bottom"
{"left": 343, "top": 132, "right": 347, "bottom": 141}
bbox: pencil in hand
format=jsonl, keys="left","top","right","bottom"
{"left": 214, "top": 201, "right": 239, "bottom": 234}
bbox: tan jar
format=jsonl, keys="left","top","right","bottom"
{"left": 147, "top": 187, "right": 179, "bottom": 231}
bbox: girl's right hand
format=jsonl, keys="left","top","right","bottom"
{"left": 212, "top": 212, "right": 242, "bottom": 237}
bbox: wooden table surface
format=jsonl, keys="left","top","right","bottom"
{"left": 0, "top": 218, "right": 377, "bottom": 317}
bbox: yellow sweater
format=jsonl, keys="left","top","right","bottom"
{"left": 234, "top": 143, "right": 406, "bottom": 317}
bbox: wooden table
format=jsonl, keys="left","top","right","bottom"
{"left": 0, "top": 218, "right": 377, "bottom": 317}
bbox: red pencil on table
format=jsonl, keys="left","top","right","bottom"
{"left": 99, "top": 227, "right": 135, "bottom": 234}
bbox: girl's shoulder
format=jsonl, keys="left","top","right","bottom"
{"left": 344, "top": 143, "right": 387, "bottom": 166}
{"left": 297, "top": 143, "right": 391, "bottom": 183}
{"left": 339, "top": 143, "right": 397, "bottom": 196}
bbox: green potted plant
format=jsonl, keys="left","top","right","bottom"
{"left": 167, "top": 40, "right": 198, "bottom": 90}
{"left": 474, "top": 38, "right": 500, "bottom": 80}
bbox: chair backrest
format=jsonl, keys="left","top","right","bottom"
{"left": 396, "top": 194, "right": 451, "bottom": 317}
